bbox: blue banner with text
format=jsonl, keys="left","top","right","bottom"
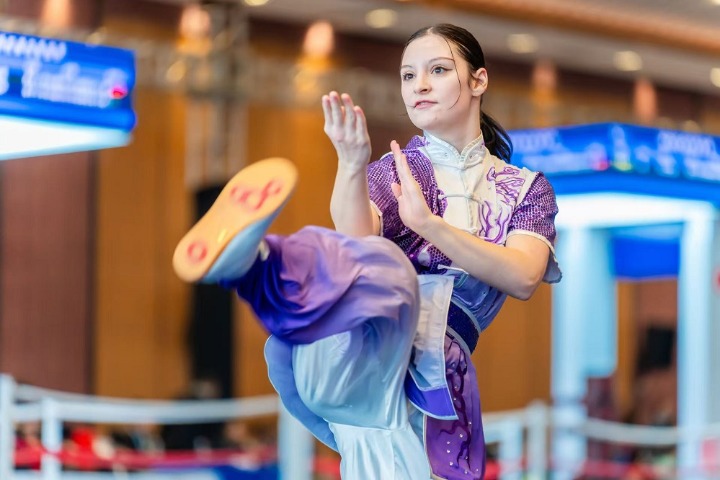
{"left": 0, "top": 31, "right": 136, "bottom": 130}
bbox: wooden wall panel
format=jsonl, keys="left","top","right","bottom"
{"left": 616, "top": 282, "right": 638, "bottom": 418}
{"left": 700, "top": 97, "right": 720, "bottom": 134}
{"left": 94, "top": 89, "right": 190, "bottom": 399}
{"left": 0, "top": 153, "right": 93, "bottom": 392}
{"left": 475, "top": 285, "right": 552, "bottom": 411}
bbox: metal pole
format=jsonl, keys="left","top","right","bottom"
{"left": 678, "top": 209, "right": 719, "bottom": 480}
{"left": 498, "top": 418, "right": 524, "bottom": 480}
{"left": 40, "top": 398, "right": 62, "bottom": 480}
{"left": 278, "top": 403, "right": 313, "bottom": 480}
{"left": 526, "top": 401, "right": 548, "bottom": 480}
{"left": 0, "top": 374, "right": 17, "bottom": 480}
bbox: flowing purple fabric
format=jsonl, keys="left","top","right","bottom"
{"left": 227, "top": 226, "right": 418, "bottom": 345}
{"left": 222, "top": 225, "right": 421, "bottom": 438}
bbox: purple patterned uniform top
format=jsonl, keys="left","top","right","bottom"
{"left": 368, "top": 133, "right": 561, "bottom": 283}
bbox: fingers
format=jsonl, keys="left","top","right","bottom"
{"left": 321, "top": 92, "right": 363, "bottom": 130}
{"left": 321, "top": 94, "right": 332, "bottom": 123}
{"left": 341, "top": 94, "right": 369, "bottom": 138}
{"left": 341, "top": 93, "right": 355, "bottom": 125}
{"left": 390, "top": 140, "right": 412, "bottom": 185}
{"left": 328, "top": 91, "right": 343, "bottom": 125}
{"left": 353, "top": 105, "right": 367, "bottom": 137}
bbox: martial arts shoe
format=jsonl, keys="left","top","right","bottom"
{"left": 173, "top": 157, "right": 297, "bottom": 283}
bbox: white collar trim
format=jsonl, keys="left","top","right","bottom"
{"left": 423, "top": 132, "right": 486, "bottom": 168}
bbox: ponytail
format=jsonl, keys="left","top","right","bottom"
{"left": 481, "top": 111, "right": 513, "bottom": 163}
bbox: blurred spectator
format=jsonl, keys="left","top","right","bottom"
{"left": 111, "top": 424, "right": 164, "bottom": 453}
{"left": 161, "top": 376, "right": 226, "bottom": 450}
{"left": 222, "top": 420, "right": 262, "bottom": 450}
{"left": 15, "top": 421, "right": 42, "bottom": 470}
{"left": 62, "top": 423, "right": 115, "bottom": 471}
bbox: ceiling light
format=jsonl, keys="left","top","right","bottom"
{"left": 711, "top": 68, "right": 720, "bottom": 88}
{"left": 507, "top": 33, "right": 538, "bottom": 54}
{"left": 613, "top": 51, "right": 642, "bottom": 72}
{"left": 180, "top": 4, "right": 211, "bottom": 40}
{"left": 41, "top": 0, "right": 72, "bottom": 28}
{"left": 303, "top": 21, "right": 334, "bottom": 58}
{"left": 365, "top": 9, "right": 397, "bottom": 29}
{"left": 244, "top": 0, "right": 270, "bottom": 6}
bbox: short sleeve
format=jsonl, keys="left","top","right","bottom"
{"left": 507, "top": 173, "right": 562, "bottom": 283}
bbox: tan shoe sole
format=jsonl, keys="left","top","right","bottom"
{"left": 173, "top": 157, "right": 298, "bottom": 282}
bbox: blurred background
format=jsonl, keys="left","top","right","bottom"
{"left": 0, "top": 0, "right": 719, "bottom": 478}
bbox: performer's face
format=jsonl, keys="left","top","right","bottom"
{"left": 400, "top": 34, "right": 486, "bottom": 141}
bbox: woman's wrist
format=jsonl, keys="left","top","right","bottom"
{"left": 415, "top": 212, "right": 442, "bottom": 239}
{"left": 335, "top": 161, "right": 368, "bottom": 178}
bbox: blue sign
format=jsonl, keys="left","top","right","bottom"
{"left": 510, "top": 123, "right": 720, "bottom": 184}
{"left": 0, "top": 31, "right": 136, "bottom": 131}
{"left": 509, "top": 123, "right": 720, "bottom": 205}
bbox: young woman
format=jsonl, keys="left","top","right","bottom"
{"left": 174, "top": 23, "right": 560, "bottom": 480}
{"left": 323, "top": 24, "right": 561, "bottom": 479}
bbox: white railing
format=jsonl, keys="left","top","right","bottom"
{"left": 0, "top": 375, "right": 310, "bottom": 480}
{"left": 2, "top": 374, "right": 720, "bottom": 479}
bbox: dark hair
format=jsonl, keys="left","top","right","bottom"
{"left": 405, "top": 24, "right": 513, "bottom": 163}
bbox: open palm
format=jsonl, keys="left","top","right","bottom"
{"left": 390, "top": 140, "right": 433, "bottom": 235}
{"left": 322, "top": 92, "right": 371, "bottom": 172}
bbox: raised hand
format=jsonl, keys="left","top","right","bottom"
{"left": 322, "top": 91, "right": 371, "bottom": 173}
{"left": 390, "top": 140, "right": 434, "bottom": 235}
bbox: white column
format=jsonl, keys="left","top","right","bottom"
{"left": 40, "top": 398, "right": 62, "bottom": 480}
{"left": 278, "top": 403, "right": 314, "bottom": 480}
{"left": 526, "top": 401, "right": 549, "bottom": 480}
{"left": 677, "top": 208, "right": 720, "bottom": 479}
{"left": 0, "top": 375, "right": 16, "bottom": 480}
{"left": 498, "top": 418, "right": 524, "bottom": 480}
{"left": 552, "top": 226, "right": 616, "bottom": 479}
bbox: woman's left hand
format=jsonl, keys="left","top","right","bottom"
{"left": 390, "top": 140, "right": 434, "bottom": 235}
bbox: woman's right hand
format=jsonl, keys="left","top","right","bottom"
{"left": 322, "top": 91, "right": 371, "bottom": 173}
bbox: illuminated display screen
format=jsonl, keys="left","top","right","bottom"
{"left": 0, "top": 31, "right": 136, "bottom": 130}
{"left": 509, "top": 123, "right": 720, "bottom": 205}
{"left": 0, "top": 31, "right": 136, "bottom": 160}
{"left": 510, "top": 123, "right": 720, "bottom": 183}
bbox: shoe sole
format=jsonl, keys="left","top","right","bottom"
{"left": 173, "top": 157, "right": 298, "bottom": 282}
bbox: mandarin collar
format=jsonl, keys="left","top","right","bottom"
{"left": 423, "top": 132, "right": 486, "bottom": 168}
